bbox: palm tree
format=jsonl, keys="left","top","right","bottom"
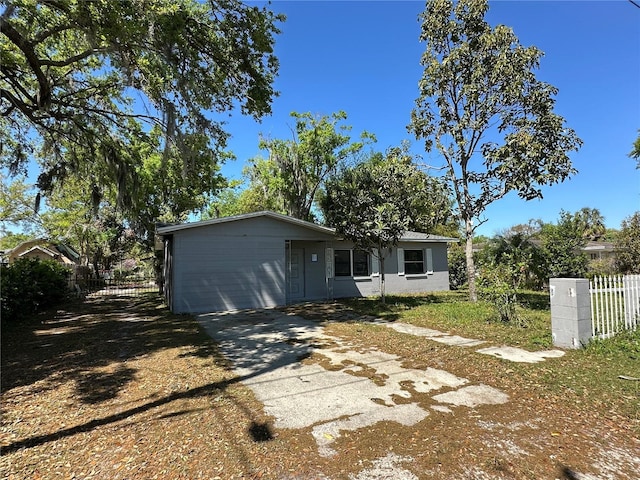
{"left": 576, "top": 207, "right": 606, "bottom": 241}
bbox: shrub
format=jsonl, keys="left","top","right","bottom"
{"left": 1, "top": 258, "right": 70, "bottom": 321}
{"left": 447, "top": 243, "right": 467, "bottom": 290}
{"left": 478, "top": 262, "right": 524, "bottom": 326}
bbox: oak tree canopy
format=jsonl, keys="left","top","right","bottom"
{"left": 1, "top": 0, "right": 283, "bottom": 211}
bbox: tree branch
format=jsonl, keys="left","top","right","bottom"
{"left": 0, "top": 16, "right": 51, "bottom": 109}
{"left": 40, "top": 48, "right": 109, "bottom": 67}
{"left": 33, "top": 23, "right": 74, "bottom": 43}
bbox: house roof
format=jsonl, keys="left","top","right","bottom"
{"left": 156, "top": 211, "right": 336, "bottom": 236}
{"left": 19, "top": 245, "right": 59, "bottom": 259}
{"left": 399, "top": 231, "right": 458, "bottom": 243}
{"left": 583, "top": 241, "right": 615, "bottom": 252}
{"left": 6, "top": 238, "right": 81, "bottom": 264}
{"left": 55, "top": 242, "right": 81, "bottom": 261}
{"left": 156, "top": 210, "right": 458, "bottom": 243}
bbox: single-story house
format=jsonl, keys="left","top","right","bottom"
{"left": 156, "top": 211, "right": 456, "bottom": 313}
{"left": 4, "top": 239, "right": 81, "bottom": 266}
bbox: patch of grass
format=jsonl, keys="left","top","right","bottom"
{"left": 584, "top": 327, "right": 640, "bottom": 357}
{"left": 342, "top": 290, "right": 552, "bottom": 349}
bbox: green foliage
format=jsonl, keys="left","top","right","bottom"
{"left": 409, "top": 0, "right": 582, "bottom": 301}
{"left": 244, "top": 111, "right": 374, "bottom": 222}
{"left": 478, "top": 262, "right": 523, "bottom": 326}
{"left": 586, "top": 257, "right": 617, "bottom": 279}
{"left": 539, "top": 210, "right": 589, "bottom": 278}
{"left": 447, "top": 243, "right": 467, "bottom": 290}
{"left": 1, "top": 258, "right": 70, "bottom": 320}
{"left": 0, "top": 173, "right": 42, "bottom": 236}
{"left": 0, "top": 231, "right": 31, "bottom": 250}
{"left": 574, "top": 207, "right": 606, "bottom": 241}
{"left": 323, "top": 145, "right": 454, "bottom": 244}
{"left": 323, "top": 145, "right": 454, "bottom": 302}
{"left": 1, "top": 0, "right": 283, "bottom": 203}
{"left": 40, "top": 177, "right": 138, "bottom": 274}
{"left": 482, "top": 232, "right": 546, "bottom": 290}
{"left": 584, "top": 327, "right": 640, "bottom": 357}
{"left": 615, "top": 211, "right": 640, "bottom": 274}
{"left": 127, "top": 126, "right": 227, "bottom": 240}
{"left": 629, "top": 130, "right": 640, "bottom": 169}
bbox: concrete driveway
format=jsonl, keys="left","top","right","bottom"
{"left": 196, "top": 308, "right": 510, "bottom": 473}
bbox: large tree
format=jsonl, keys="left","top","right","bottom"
{"left": 322, "top": 146, "right": 454, "bottom": 302}
{"left": 245, "top": 111, "right": 374, "bottom": 222}
{"left": 409, "top": 0, "right": 582, "bottom": 300}
{"left": 1, "top": 0, "right": 283, "bottom": 204}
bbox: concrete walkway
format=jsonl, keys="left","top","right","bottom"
{"left": 382, "top": 321, "right": 565, "bottom": 363}
{"left": 196, "top": 308, "right": 566, "bottom": 479}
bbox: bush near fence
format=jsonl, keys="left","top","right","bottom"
{"left": 1, "top": 258, "right": 70, "bottom": 320}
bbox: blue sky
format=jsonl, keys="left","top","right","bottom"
{"left": 220, "top": 0, "right": 640, "bottom": 237}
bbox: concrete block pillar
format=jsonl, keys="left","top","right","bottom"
{"left": 550, "top": 278, "right": 592, "bottom": 349}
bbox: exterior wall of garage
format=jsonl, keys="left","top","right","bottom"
{"left": 166, "top": 215, "right": 334, "bottom": 313}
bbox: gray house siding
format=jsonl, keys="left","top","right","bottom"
{"left": 166, "top": 215, "right": 334, "bottom": 313}
{"left": 382, "top": 242, "right": 450, "bottom": 294}
{"left": 172, "top": 232, "right": 285, "bottom": 313}
{"left": 159, "top": 212, "right": 455, "bottom": 313}
{"left": 329, "top": 241, "right": 449, "bottom": 299}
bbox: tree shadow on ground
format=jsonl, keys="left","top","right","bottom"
{"left": 74, "top": 365, "right": 138, "bottom": 404}
{"left": 1, "top": 376, "right": 235, "bottom": 454}
{"left": 1, "top": 294, "right": 315, "bottom": 456}
{"left": 517, "top": 291, "right": 550, "bottom": 311}
{"left": 1, "top": 294, "right": 245, "bottom": 401}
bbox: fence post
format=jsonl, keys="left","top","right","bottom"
{"left": 550, "top": 278, "right": 592, "bottom": 349}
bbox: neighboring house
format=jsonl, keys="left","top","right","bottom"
{"left": 157, "top": 211, "right": 456, "bottom": 313}
{"left": 5, "top": 239, "right": 81, "bottom": 267}
{"left": 582, "top": 241, "right": 616, "bottom": 261}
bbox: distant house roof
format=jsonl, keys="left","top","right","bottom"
{"left": 19, "top": 245, "right": 59, "bottom": 259}
{"left": 583, "top": 241, "right": 615, "bottom": 252}
{"left": 5, "top": 239, "right": 81, "bottom": 265}
{"left": 399, "top": 230, "right": 458, "bottom": 243}
{"left": 55, "top": 243, "right": 81, "bottom": 262}
{"left": 157, "top": 211, "right": 458, "bottom": 243}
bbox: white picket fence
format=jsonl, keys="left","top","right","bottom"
{"left": 589, "top": 274, "right": 640, "bottom": 338}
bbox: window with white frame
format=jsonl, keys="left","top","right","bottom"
{"left": 404, "top": 249, "right": 424, "bottom": 274}
{"left": 334, "top": 249, "right": 370, "bottom": 277}
{"left": 397, "top": 248, "right": 433, "bottom": 275}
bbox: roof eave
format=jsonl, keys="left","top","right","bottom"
{"left": 156, "top": 211, "right": 336, "bottom": 236}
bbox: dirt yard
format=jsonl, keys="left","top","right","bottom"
{"left": 1, "top": 296, "right": 638, "bottom": 479}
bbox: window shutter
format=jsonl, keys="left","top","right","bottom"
{"left": 326, "top": 248, "right": 334, "bottom": 278}
{"left": 371, "top": 249, "right": 380, "bottom": 277}
{"left": 426, "top": 248, "right": 434, "bottom": 274}
{"left": 397, "top": 248, "right": 404, "bottom": 276}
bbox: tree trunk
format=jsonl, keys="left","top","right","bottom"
{"left": 380, "top": 255, "right": 386, "bottom": 304}
{"left": 465, "top": 219, "right": 477, "bottom": 302}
